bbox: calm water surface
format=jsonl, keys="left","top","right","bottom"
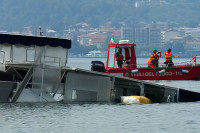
{"left": 1, "top": 102, "right": 200, "bottom": 133}
{"left": 1, "top": 58, "right": 200, "bottom": 133}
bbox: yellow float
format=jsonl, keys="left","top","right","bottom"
{"left": 121, "top": 96, "right": 151, "bottom": 104}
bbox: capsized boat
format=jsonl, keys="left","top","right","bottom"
{"left": 91, "top": 40, "right": 200, "bottom": 80}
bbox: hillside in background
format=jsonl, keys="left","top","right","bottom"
{"left": 0, "top": 0, "right": 200, "bottom": 33}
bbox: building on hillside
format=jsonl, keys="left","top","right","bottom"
{"left": 98, "top": 26, "right": 120, "bottom": 39}
{"left": 170, "top": 36, "right": 185, "bottom": 44}
{"left": 148, "top": 0, "right": 167, "bottom": 6}
{"left": 121, "top": 22, "right": 161, "bottom": 46}
{"left": 135, "top": 0, "right": 167, "bottom": 7}
{"left": 134, "top": 27, "right": 148, "bottom": 45}
{"left": 135, "top": 0, "right": 146, "bottom": 8}
{"left": 188, "top": 29, "right": 200, "bottom": 38}
{"left": 64, "top": 23, "right": 121, "bottom": 46}
{"left": 79, "top": 34, "right": 92, "bottom": 46}
{"left": 156, "top": 21, "right": 168, "bottom": 31}
{"left": 79, "top": 33, "right": 107, "bottom": 48}
{"left": 63, "top": 29, "right": 76, "bottom": 40}
{"left": 162, "top": 29, "right": 180, "bottom": 43}
{"left": 185, "top": 41, "right": 200, "bottom": 51}
{"left": 148, "top": 26, "right": 161, "bottom": 46}
{"left": 121, "top": 27, "right": 135, "bottom": 42}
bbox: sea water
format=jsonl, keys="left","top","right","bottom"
{"left": 0, "top": 58, "right": 200, "bottom": 133}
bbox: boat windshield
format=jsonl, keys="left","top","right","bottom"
{"left": 108, "top": 47, "right": 116, "bottom": 68}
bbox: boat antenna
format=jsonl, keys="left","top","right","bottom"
{"left": 38, "top": 26, "right": 43, "bottom": 36}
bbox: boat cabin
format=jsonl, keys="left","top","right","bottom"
{"left": 0, "top": 33, "right": 71, "bottom": 102}
{"left": 106, "top": 40, "right": 137, "bottom": 70}
{"left": 0, "top": 33, "right": 71, "bottom": 71}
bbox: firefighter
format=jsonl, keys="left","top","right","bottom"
{"left": 116, "top": 48, "right": 124, "bottom": 68}
{"left": 152, "top": 49, "right": 161, "bottom": 67}
{"left": 148, "top": 55, "right": 156, "bottom": 68}
{"left": 148, "top": 49, "right": 161, "bottom": 68}
{"left": 164, "top": 48, "right": 179, "bottom": 67}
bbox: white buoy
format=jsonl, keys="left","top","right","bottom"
{"left": 121, "top": 96, "right": 140, "bottom": 104}
{"left": 157, "top": 69, "right": 166, "bottom": 74}
{"left": 131, "top": 69, "right": 139, "bottom": 73}
{"left": 181, "top": 69, "right": 189, "bottom": 73}
{"left": 72, "top": 67, "right": 77, "bottom": 70}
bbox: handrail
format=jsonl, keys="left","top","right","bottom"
{"left": 9, "top": 48, "right": 44, "bottom": 102}
{"left": 10, "top": 66, "right": 33, "bottom": 102}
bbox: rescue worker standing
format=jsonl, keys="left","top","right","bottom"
{"left": 148, "top": 55, "right": 156, "bottom": 68}
{"left": 116, "top": 48, "right": 124, "bottom": 68}
{"left": 164, "top": 48, "right": 179, "bottom": 67}
{"left": 152, "top": 49, "right": 161, "bottom": 67}
{"left": 147, "top": 49, "right": 161, "bottom": 68}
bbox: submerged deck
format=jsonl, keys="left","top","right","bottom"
{"left": 63, "top": 67, "right": 200, "bottom": 103}
{"left": 0, "top": 62, "right": 200, "bottom": 103}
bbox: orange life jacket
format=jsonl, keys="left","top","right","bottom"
{"left": 165, "top": 52, "right": 172, "bottom": 61}
{"left": 147, "top": 55, "right": 155, "bottom": 68}
{"left": 153, "top": 53, "right": 159, "bottom": 61}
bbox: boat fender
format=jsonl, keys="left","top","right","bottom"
{"left": 131, "top": 69, "right": 139, "bottom": 73}
{"left": 180, "top": 69, "right": 189, "bottom": 73}
{"left": 157, "top": 69, "right": 166, "bottom": 74}
{"left": 121, "top": 96, "right": 151, "bottom": 104}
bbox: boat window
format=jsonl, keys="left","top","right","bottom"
{"left": 13, "top": 45, "right": 26, "bottom": 62}
{"left": 108, "top": 47, "right": 115, "bottom": 67}
{"left": 26, "top": 49, "right": 35, "bottom": 62}
{"left": 44, "top": 56, "right": 60, "bottom": 68}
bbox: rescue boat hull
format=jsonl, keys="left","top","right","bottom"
{"left": 92, "top": 39, "right": 200, "bottom": 80}
{"left": 105, "top": 64, "right": 200, "bottom": 80}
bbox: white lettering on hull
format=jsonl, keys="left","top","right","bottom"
{"left": 128, "top": 71, "right": 183, "bottom": 77}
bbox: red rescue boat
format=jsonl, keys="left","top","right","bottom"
{"left": 91, "top": 40, "right": 200, "bottom": 80}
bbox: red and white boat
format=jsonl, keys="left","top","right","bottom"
{"left": 91, "top": 40, "right": 200, "bottom": 80}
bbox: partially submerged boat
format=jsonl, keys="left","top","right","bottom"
{"left": 1, "top": 34, "right": 200, "bottom": 103}
{"left": 91, "top": 40, "right": 200, "bottom": 80}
